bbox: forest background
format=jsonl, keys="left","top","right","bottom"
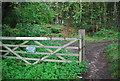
{"left": 1, "top": 2, "right": 120, "bottom": 79}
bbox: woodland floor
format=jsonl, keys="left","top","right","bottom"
{"left": 52, "top": 40, "right": 118, "bottom": 79}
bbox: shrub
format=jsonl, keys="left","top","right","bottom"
{"left": 55, "top": 25, "right": 64, "bottom": 27}
{"left": 2, "top": 24, "right": 20, "bottom": 37}
{"left": 51, "top": 27, "right": 61, "bottom": 33}
{"left": 2, "top": 59, "right": 87, "bottom": 79}
{"left": 93, "top": 28, "right": 119, "bottom": 40}
{"left": 55, "top": 33, "right": 64, "bottom": 37}
{"left": 32, "top": 24, "right": 47, "bottom": 36}
{"left": 106, "top": 43, "right": 119, "bottom": 78}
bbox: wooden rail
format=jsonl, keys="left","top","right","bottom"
{"left": 3, "top": 56, "right": 79, "bottom": 63}
{"left": 0, "top": 29, "right": 85, "bottom": 65}
{"left": 0, "top": 37, "right": 78, "bottom": 40}
{"left": 0, "top": 44, "right": 78, "bottom": 49}
{"left": 0, "top": 50, "right": 79, "bottom": 56}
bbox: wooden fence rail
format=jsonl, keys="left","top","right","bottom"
{"left": 0, "top": 37, "right": 78, "bottom": 40}
{"left": 0, "top": 29, "right": 85, "bottom": 65}
{"left": 0, "top": 44, "right": 78, "bottom": 49}
{"left": 0, "top": 50, "right": 79, "bottom": 56}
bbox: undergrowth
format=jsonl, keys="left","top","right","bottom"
{"left": 2, "top": 40, "right": 88, "bottom": 79}
{"left": 86, "top": 28, "right": 119, "bottom": 42}
{"left": 105, "top": 43, "right": 119, "bottom": 78}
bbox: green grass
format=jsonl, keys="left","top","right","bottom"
{"left": 105, "top": 43, "right": 119, "bottom": 78}
{"left": 2, "top": 40, "right": 88, "bottom": 79}
{"left": 54, "top": 25, "right": 64, "bottom": 27}
{"left": 85, "top": 36, "right": 118, "bottom": 42}
{"left": 85, "top": 28, "right": 119, "bottom": 42}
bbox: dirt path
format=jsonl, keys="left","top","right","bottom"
{"left": 52, "top": 40, "right": 118, "bottom": 79}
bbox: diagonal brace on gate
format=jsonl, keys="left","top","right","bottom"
{"left": 32, "top": 39, "right": 78, "bottom": 65}
{"left": 34, "top": 41, "right": 66, "bottom": 61}
{"left": 1, "top": 42, "right": 31, "bottom": 64}
{"left": 3, "top": 41, "right": 29, "bottom": 56}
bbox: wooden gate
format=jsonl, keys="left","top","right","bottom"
{"left": 0, "top": 30, "right": 85, "bottom": 65}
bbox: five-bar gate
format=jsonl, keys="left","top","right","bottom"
{"left": 0, "top": 29, "right": 85, "bottom": 65}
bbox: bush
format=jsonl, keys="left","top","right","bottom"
{"left": 32, "top": 24, "right": 47, "bottom": 36}
{"left": 93, "top": 28, "right": 119, "bottom": 40}
{"left": 106, "top": 43, "right": 120, "bottom": 78}
{"left": 51, "top": 27, "right": 61, "bottom": 33}
{"left": 16, "top": 3, "right": 55, "bottom": 25}
{"left": 3, "top": 23, "right": 48, "bottom": 37}
{"left": 55, "top": 25, "right": 64, "bottom": 28}
{"left": 2, "top": 24, "right": 20, "bottom": 37}
{"left": 2, "top": 60, "right": 87, "bottom": 79}
{"left": 55, "top": 33, "right": 64, "bottom": 37}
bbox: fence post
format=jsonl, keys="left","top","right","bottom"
{"left": 78, "top": 29, "right": 85, "bottom": 64}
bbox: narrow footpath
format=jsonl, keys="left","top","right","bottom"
{"left": 53, "top": 40, "right": 118, "bottom": 79}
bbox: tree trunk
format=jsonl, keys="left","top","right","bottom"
{"left": 55, "top": 16, "right": 59, "bottom": 24}
{"left": 55, "top": 3, "right": 59, "bottom": 24}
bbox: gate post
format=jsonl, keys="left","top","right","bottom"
{"left": 78, "top": 29, "right": 85, "bottom": 64}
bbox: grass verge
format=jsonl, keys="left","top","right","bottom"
{"left": 105, "top": 43, "right": 119, "bottom": 78}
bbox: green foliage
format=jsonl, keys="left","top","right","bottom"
{"left": 106, "top": 43, "right": 119, "bottom": 78}
{"left": 51, "top": 27, "right": 61, "bottom": 33}
{"left": 55, "top": 33, "right": 64, "bottom": 37}
{"left": 32, "top": 24, "right": 47, "bottom": 36}
{"left": 2, "top": 59, "right": 87, "bottom": 79}
{"left": 17, "top": 2, "right": 55, "bottom": 25}
{"left": 2, "top": 40, "right": 88, "bottom": 79}
{"left": 2, "top": 23, "right": 65, "bottom": 37}
{"left": 85, "top": 28, "right": 119, "bottom": 42}
{"left": 55, "top": 25, "right": 64, "bottom": 27}
{"left": 93, "top": 28, "right": 119, "bottom": 40}
{"left": 2, "top": 2, "right": 119, "bottom": 79}
{"left": 2, "top": 2, "right": 119, "bottom": 36}
{"left": 2, "top": 24, "right": 20, "bottom": 37}
{"left": 3, "top": 2, "right": 56, "bottom": 29}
